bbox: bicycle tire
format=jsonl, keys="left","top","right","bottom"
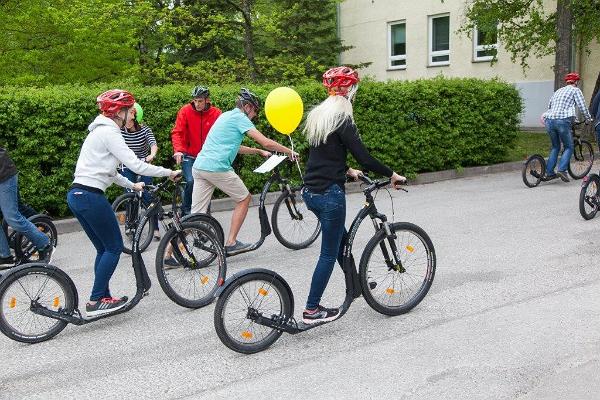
{"left": 271, "top": 190, "right": 321, "bottom": 250}
{"left": 112, "top": 193, "right": 156, "bottom": 255}
{"left": 0, "top": 265, "right": 76, "bottom": 343}
{"left": 579, "top": 174, "right": 600, "bottom": 220}
{"left": 568, "top": 140, "right": 594, "bottom": 180}
{"left": 214, "top": 271, "right": 292, "bottom": 354}
{"left": 359, "top": 222, "right": 435, "bottom": 316}
{"left": 155, "top": 222, "right": 226, "bottom": 309}
{"left": 522, "top": 155, "right": 545, "bottom": 188}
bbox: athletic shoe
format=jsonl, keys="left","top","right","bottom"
{"left": 557, "top": 171, "right": 570, "bottom": 182}
{"left": 86, "top": 297, "right": 128, "bottom": 316}
{"left": 37, "top": 244, "right": 54, "bottom": 263}
{"left": 163, "top": 256, "right": 182, "bottom": 270}
{"left": 302, "top": 305, "right": 340, "bottom": 325}
{"left": 225, "top": 240, "right": 250, "bottom": 255}
{"left": 0, "top": 256, "right": 15, "bottom": 270}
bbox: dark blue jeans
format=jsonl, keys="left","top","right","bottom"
{"left": 67, "top": 188, "right": 124, "bottom": 301}
{"left": 0, "top": 175, "right": 49, "bottom": 257}
{"left": 595, "top": 124, "right": 600, "bottom": 151}
{"left": 545, "top": 117, "right": 574, "bottom": 174}
{"left": 181, "top": 156, "right": 195, "bottom": 215}
{"left": 302, "top": 184, "right": 346, "bottom": 310}
{"left": 120, "top": 167, "right": 158, "bottom": 229}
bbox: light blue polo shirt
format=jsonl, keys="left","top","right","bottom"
{"left": 193, "top": 108, "right": 255, "bottom": 172}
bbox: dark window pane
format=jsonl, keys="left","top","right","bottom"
{"left": 477, "top": 25, "right": 497, "bottom": 46}
{"left": 391, "top": 24, "right": 406, "bottom": 56}
{"left": 476, "top": 48, "right": 497, "bottom": 58}
{"left": 432, "top": 16, "right": 449, "bottom": 52}
{"left": 391, "top": 59, "right": 406, "bottom": 67}
{"left": 432, "top": 55, "right": 449, "bottom": 63}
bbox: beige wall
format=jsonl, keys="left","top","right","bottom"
{"left": 579, "top": 41, "right": 600, "bottom": 101}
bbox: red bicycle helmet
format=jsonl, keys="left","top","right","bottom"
{"left": 97, "top": 89, "right": 135, "bottom": 117}
{"left": 564, "top": 72, "right": 581, "bottom": 83}
{"left": 322, "top": 66, "right": 359, "bottom": 95}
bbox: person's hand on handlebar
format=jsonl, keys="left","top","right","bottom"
{"left": 259, "top": 149, "right": 272, "bottom": 158}
{"left": 287, "top": 150, "right": 300, "bottom": 161}
{"left": 391, "top": 172, "right": 407, "bottom": 189}
{"left": 169, "top": 170, "right": 183, "bottom": 182}
{"left": 132, "top": 182, "right": 145, "bottom": 192}
{"left": 346, "top": 167, "right": 363, "bottom": 181}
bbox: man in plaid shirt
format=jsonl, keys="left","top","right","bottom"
{"left": 542, "top": 72, "right": 592, "bottom": 182}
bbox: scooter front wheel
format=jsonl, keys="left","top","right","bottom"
{"left": 0, "top": 265, "right": 76, "bottom": 343}
{"left": 214, "top": 272, "right": 292, "bottom": 354}
{"left": 522, "top": 154, "right": 545, "bottom": 188}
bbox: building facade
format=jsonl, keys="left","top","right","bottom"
{"left": 338, "top": 0, "right": 599, "bottom": 127}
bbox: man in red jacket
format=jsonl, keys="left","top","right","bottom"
{"left": 171, "top": 86, "right": 222, "bottom": 215}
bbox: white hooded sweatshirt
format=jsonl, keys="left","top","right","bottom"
{"left": 73, "top": 115, "right": 172, "bottom": 191}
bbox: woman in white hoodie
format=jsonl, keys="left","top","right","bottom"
{"left": 67, "top": 89, "right": 181, "bottom": 316}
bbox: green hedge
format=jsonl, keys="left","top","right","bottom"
{"left": 0, "top": 78, "right": 522, "bottom": 217}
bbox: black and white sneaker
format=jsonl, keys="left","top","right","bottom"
{"left": 163, "top": 256, "right": 182, "bottom": 270}
{"left": 0, "top": 255, "right": 15, "bottom": 270}
{"left": 302, "top": 305, "right": 340, "bottom": 325}
{"left": 37, "top": 244, "right": 54, "bottom": 263}
{"left": 86, "top": 297, "right": 128, "bottom": 316}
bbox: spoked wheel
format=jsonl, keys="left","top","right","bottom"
{"left": 214, "top": 272, "right": 292, "bottom": 354}
{"left": 13, "top": 215, "right": 58, "bottom": 263}
{"left": 568, "top": 140, "right": 594, "bottom": 179}
{"left": 113, "top": 193, "right": 155, "bottom": 255}
{"left": 0, "top": 265, "right": 76, "bottom": 343}
{"left": 271, "top": 190, "right": 321, "bottom": 250}
{"left": 155, "top": 222, "right": 226, "bottom": 309}
{"left": 359, "top": 222, "right": 435, "bottom": 316}
{"left": 579, "top": 174, "right": 600, "bottom": 220}
{"left": 522, "top": 155, "right": 546, "bottom": 188}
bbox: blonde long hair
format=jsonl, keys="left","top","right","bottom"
{"left": 303, "top": 93, "right": 355, "bottom": 147}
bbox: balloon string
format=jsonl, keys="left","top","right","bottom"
{"left": 289, "top": 135, "right": 303, "bottom": 181}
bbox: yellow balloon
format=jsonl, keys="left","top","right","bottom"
{"left": 265, "top": 87, "right": 304, "bottom": 135}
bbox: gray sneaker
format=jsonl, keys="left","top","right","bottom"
{"left": 557, "top": 171, "right": 570, "bottom": 182}
{"left": 225, "top": 240, "right": 251, "bottom": 255}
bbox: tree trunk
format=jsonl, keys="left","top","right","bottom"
{"left": 554, "top": 0, "right": 573, "bottom": 90}
{"left": 240, "top": 0, "right": 259, "bottom": 82}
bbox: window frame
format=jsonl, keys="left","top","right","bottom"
{"left": 387, "top": 20, "right": 407, "bottom": 70}
{"left": 428, "top": 13, "right": 450, "bottom": 67}
{"left": 473, "top": 25, "right": 498, "bottom": 62}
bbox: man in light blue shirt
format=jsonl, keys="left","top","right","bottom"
{"left": 542, "top": 72, "right": 592, "bottom": 182}
{"left": 191, "top": 88, "right": 298, "bottom": 254}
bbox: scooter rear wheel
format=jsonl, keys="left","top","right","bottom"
{"left": 522, "top": 154, "right": 545, "bottom": 188}
{"left": 214, "top": 272, "right": 292, "bottom": 354}
{"left": 0, "top": 265, "right": 76, "bottom": 343}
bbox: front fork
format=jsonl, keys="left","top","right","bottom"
{"left": 372, "top": 218, "right": 405, "bottom": 273}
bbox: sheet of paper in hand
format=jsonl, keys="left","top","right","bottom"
{"left": 253, "top": 154, "right": 288, "bottom": 174}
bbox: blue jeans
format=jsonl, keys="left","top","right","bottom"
{"left": 67, "top": 188, "right": 124, "bottom": 301}
{"left": 302, "top": 184, "right": 346, "bottom": 310}
{"left": 595, "top": 124, "right": 600, "bottom": 150}
{"left": 120, "top": 167, "right": 158, "bottom": 229}
{"left": 546, "top": 117, "right": 574, "bottom": 174}
{"left": 181, "top": 156, "right": 195, "bottom": 215}
{"left": 0, "top": 175, "right": 49, "bottom": 257}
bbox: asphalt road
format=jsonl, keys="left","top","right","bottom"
{"left": 2, "top": 170, "right": 599, "bottom": 400}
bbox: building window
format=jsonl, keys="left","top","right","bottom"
{"left": 388, "top": 21, "right": 406, "bottom": 69}
{"left": 473, "top": 24, "right": 498, "bottom": 61}
{"left": 429, "top": 14, "right": 450, "bottom": 66}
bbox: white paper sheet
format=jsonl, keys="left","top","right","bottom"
{"left": 253, "top": 154, "right": 288, "bottom": 173}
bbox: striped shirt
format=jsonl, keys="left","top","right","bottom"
{"left": 120, "top": 125, "right": 157, "bottom": 159}
{"left": 544, "top": 85, "right": 592, "bottom": 120}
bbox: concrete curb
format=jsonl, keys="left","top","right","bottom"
{"left": 54, "top": 159, "right": 525, "bottom": 235}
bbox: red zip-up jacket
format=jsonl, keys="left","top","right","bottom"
{"left": 171, "top": 103, "right": 222, "bottom": 157}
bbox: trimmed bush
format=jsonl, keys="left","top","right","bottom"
{"left": 0, "top": 77, "right": 522, "bottom": 217}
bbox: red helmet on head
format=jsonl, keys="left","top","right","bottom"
{"left": 97, "top": 89, "right": 135, "bottom": 117}
{"left": 323, "top": 66, "right": 359, "bottom": 95}
{"left": 564, "top": 72, "right": 581, "bottom": 83}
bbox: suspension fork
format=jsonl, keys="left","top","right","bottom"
{"left": 372, "top": 214, "right": 403, "bottom": 270}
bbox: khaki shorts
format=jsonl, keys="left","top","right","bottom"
{"left": 191, "top": 169, "right": 250, "bottom": 214}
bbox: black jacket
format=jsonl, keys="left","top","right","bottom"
{"left": 0, "top": 148, "right": 18, "bottom": 184}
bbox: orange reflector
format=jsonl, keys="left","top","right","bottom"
{"left": 117, "top": 214, "right": 126, "bottom": 223}
{"left": 200, "top": 276, "right": 209, "bottom": 285}
{"left": 406, "top": 245, "right": 414, "bottom": 253}
{"left": 8, "top": 297, "right": 16, "bottom": 308}
{"left": 179, "top": 243, "right": 186, "bottom": 252}
{"left": 38, "top": 226, "right": 44, "bottom": 232}
{"left": 53, "top": 297, "right": 60, "bottom": 308}
{"left": 386, "top": 288, "right": 396, "bottom": 295}
{"left": 241, "top": 331, "right": 253, "bottom": 340}
{"left": 258, "top": 288, "right": 268, "bottom": 296}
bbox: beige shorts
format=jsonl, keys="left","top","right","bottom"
{"left": 191, "top": 169, "right": 250, "bottom": 214}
